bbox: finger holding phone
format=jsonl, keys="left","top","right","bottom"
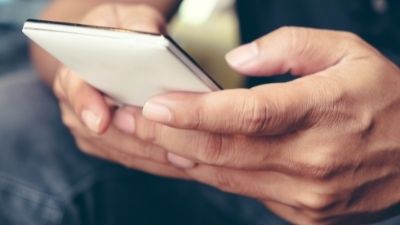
{"left": 46, "top": 3, "right": 189, "bottom": 179}
{"left": 132, "top": 27, "right": 400, "bottom": 225}
{"left": 28, "top": 2, "right": 400, "bottom": 224}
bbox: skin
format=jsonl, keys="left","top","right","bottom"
{"left": 135, "top": 28, "right": 400, "bottom": 224}
{"left": 35, "top": 0, "right": 188, "bottom": 179}
{"left": 33, "top": 1, "right": 400, "bottom": 224}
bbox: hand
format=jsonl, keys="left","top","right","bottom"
{"left": 54, "top": 3, "right": 189, "bottom": 179}
{"left": 131, "top": 27, "right": 400, "bottom": 224}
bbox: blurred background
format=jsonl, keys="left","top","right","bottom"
{"left": 170, "top": 0, "right": 243, "bottom": 89}
{"left": 0, "top": 0, "right": 242, "bottom": 87}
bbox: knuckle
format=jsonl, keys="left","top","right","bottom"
{"left": 277, "top": 26, "right": 300, "bottom": 51}
{"left": 60, "top": 108, "right": 84, "bottom": 133}
{"left": 133, "top": 143, "right": 154, "bottom": 159}
{"left": 293, "top": 151, "right": 337, "bottom": 180}
{"left": 53, "top": 78, "right": 65, "bottom": 101}
{"left": 60, "top": 111, "right": 71, "bottom": 127}
{"left": 188, "top": 99, "right": 206, "bottom": 130}
{"left": 212, "top": 171, "right": 238, "bottom": 193}
{"left": 60, "top": 109, "right": 75, "bottom": 129}
{"left": 298, "top": 192, "right": 336, "bottom": 211}
{"left": 275, "top": 26, "right": 313, "bottom": 74}
{"left": 277, "top": 26, "right": 305, "bottom": 48}
{"left": 339, "top": 31, "right": 371, "bottom": 53}
{"left": 109, "top": 150, "right": 135, "bottom": 168}
{"left": 70, "top": 82, "right": 87, "bottom": 112}
{"left": 140, "top": 122, "right": 163, "bottom": 144}
{"left": 340, "top": 31, "right": 363, "bottom": 44}
{"left": 75, "top": 138, "right": 93, "bottom": 154}
{"left": 338, "top": 31, "right": 382, "bottom": 62}
{"left": 276, "top": 26, "right": 298, "bottom": 36}
{"left": 354, "top": 111, "right": 375, "bottom": 138}
{"left": 142, "top": 129, "right": 157, "bottom": 144}
{"left": 54, "top": 68, "right": 71, "bottom": 100}
{"left": 135, "top": 143, "right": 166, "bottom": 163}
{"left": 239, "top": 92, "right": 269, "bottom": 133}
{"left": 197, "top": 134, "right": 225, "bottom": 164}
{"left": 139, "top": 131, "right": 154, "bottom": 144}
{"left": 119, "top": 158, "right": 138, "bottom": 169}
{"left": 59, "top": 71, "right": 87, "bottom": 111}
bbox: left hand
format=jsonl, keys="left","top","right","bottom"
{"left": 127, "top": 27, "right": 400, "bottom": 225}
{"left": 53, "top": 3, "right": 190, "bottom": 180}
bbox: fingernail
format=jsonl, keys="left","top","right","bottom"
{"left": 114, "top": 108, "right": 136, "bottom": 134}
{"left": 167, "top": 153, "right": 196, "bottom": 169}
{"left": 81, "top": 110, "right": 101, "bottom": 133}
{"left": 225, "top": 42, "right": 258, "bottom": 68}
{"left": 143, "top": 102, "right": 173, "bottom": 123}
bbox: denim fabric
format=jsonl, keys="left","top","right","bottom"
{"left": 0, "top": 0, "right": 48, "bottom": 74}
{"left": 1, "top": 69, "right": 400, "bottom": 225}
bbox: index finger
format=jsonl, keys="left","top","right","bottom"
{"left": 56, "top": 68, "right": 111, "bottom": 134}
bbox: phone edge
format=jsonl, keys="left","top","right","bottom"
{"left": 24, "top": 19, "right": 223, "bottom": 91}
{"left": 165, "top": 36, "right": 223, "bottom": 91}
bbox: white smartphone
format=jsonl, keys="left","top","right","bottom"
{"left": 23, "top": 19, "right": 221, "bottom": 106}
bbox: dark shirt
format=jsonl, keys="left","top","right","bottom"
{"left": 236, "top": 0, "right": 400, "bottom": 86}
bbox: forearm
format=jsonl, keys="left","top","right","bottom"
{"left": 31, "top": 0, "right": 181, "bottom": 85}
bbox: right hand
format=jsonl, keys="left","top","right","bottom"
{"left": 53, "top": 3, "right": 191, "bottom": 179}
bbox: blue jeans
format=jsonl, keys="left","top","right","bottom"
{"left": 0, "top": 69, "right": 399, "bottom": 225}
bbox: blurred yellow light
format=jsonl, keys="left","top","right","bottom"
{"left": 178, "top": 0, "right": 219, "bottom": 25}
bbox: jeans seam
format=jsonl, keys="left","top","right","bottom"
{"left": 0, "top": 172, "right": 63, "bottom": 207}
{"left": 0, "top": 172, "right": 65, "bottom": 225}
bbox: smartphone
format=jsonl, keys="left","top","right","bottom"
{"left": 23, "top": 19, "right": 221, "bottom": 106}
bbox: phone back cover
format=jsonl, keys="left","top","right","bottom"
{"left": 23, "top": 22, "right": 214, "bottom": 106}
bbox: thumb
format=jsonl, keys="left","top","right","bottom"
{"left": 226, "top": 27, "right": 357, "bottom": 76}
{"left": 142, "top": 80, "right": 318, "bottom": 135}
{"left": 142, "top": 28, "right": 363, "bottom": 134}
